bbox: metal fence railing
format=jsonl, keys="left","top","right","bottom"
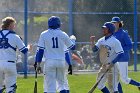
{"left": 0, "top": 0, "right": 139, "bottom": 76}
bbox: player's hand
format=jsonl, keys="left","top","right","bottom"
{"left": 37, "top": 66, "right": 42, "bottom": 74}
{"left": 106, "top": 63, "right": 114, "bottom": 70}
{"left": 34, "top": 62, "right": 37, "bottom": 70}
{"left": 90, "top": 36, "right": 95, "bottom": 47}
{"left": 70, "top": 35, "right": 76, "bottom": 40}
{"left": 70, "top": 35, "right": 76, "bottom": 44}
{"left": 34, "top": 62, "right": 42, "bottom": 74}
{"left": 27, "top": 44, "right": 33, "bottom": 51}
{"left": 68, "top": 65, "right": 72, "bottom": 75}
{"left": 90, "top": 36, "right": 95, "bottom": 43}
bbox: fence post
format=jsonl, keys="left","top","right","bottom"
{"left": 134, "top": 0, "right": 138, "bottom": 71}
{"left": 24, "top": 0, "right": 28, "bottom": 78}
{"left": 68, "top": 0, "right": 73, "bottom": 35}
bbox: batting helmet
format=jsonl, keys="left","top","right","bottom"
{"left": 48, "top": 16, "right": 61, "bottom": 29}
{"left": 102, "top": 22, "right": 115, "bottom": 33}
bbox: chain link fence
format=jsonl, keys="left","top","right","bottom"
{"left": 0, "top": 0, "right": 140, "bottom": 73}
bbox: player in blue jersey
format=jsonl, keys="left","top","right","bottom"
{"left": 111, "top": 16, "right": 140, "bottom": 92}
{"left": 35, "top": 16, "right": 76, "bottom": 93}
{"left": 0, "top": 17, "right": 31, "bottom": 93}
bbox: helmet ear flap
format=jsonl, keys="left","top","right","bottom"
{"left": 102, "top": 22, "right": 115, "bottom": 33}
{"left": 48, "top": 16, "right": 61, "bottom": 29}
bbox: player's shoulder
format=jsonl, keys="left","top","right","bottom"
{"left": 120, "top": 29, "right": 130, "bottom": 38}
{"left": 8, "top": 31, "right": 19, "bottom": 38}
{"left": 55, "top": 29, "right": 69, "bottom": 37}
{"left": 111, "top": 35, "right": 121, "bottom": 43}
{"left": 111, "top": 35, "right": 118, "bottom": 40}
{"left": 39, "top": 30, "right": 49, "bottom": 37}
{"left": 61, "top": 31, "right": 68, "bottom": 35}
{"left": 41, "top": 30, "right": 48, "bottom": 34}
{"left": 98, "top": 36, "right": 105, "bottom": 42}
{"left": 120, "top": 28, "right": 128, "bottom": 34}
{"left": 9, "top": 33, "right": 23, "bottom": 41}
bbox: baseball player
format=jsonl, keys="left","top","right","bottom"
{"left": 56, "top": 41, "right": 76, "bottom": 93}
{"left": 0, "top": 17, "right": 31, "bottom": 93}
{"left": 111, "top": 16, "right": 140, "bottom": 91}
{"left": 90, "top": 22, "right": 124, "bottom": 93}
{"left": 34, "top": 16, "right": 76, "bottom": 93}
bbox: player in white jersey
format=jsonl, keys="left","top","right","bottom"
{"left": 34, "top": 16, "right": 76, "bottom": 93}
{"left": 90, "top": 22, "right": 124, "bottom": 93}
{"left": 0, "top": 17, "right": 31, "bottom": 93}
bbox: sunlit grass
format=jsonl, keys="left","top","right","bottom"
{"left": 14, "top": 71, "right": 140, "bottom": 93}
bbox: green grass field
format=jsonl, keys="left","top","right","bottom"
{"left": 15, "top": 72, "right": 140, "bottom": 93}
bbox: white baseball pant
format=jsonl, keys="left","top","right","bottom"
{"left": 0, "top": 61, "right": 17, "bottom": 93}
{"left": 43, "top": 59, "right": 67, "bottom": 93}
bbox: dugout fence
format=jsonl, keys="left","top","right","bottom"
{"left": 0, "top": 0, "right": 140, "bottom": 77}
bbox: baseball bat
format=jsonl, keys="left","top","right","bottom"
{"left": 88, "top": 68, "right": 109, "bottom": 93}
{"left": 34, "top": 67, "right": 37, "bottom": 93}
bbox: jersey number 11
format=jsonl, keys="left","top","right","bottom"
{"left": 52, "top": 37, "right": 59, "bottom": 48}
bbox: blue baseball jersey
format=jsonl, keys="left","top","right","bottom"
{"left": 113, "top": 28, "right": 132, "bottom": 62}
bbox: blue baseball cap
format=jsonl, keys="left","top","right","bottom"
{"left": 102, "top": 22, "right": 115, "bottom": 33}
{"left": 111, "top": 17, "right": 121, "bottom": 23}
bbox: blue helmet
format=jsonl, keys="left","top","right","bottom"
{"left": 48, "top": 16, "right": 61, "bottom": 29}
{"left": 102, "top": 22, "right": 115, "bottom": 33}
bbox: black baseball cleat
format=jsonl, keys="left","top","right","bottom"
{"left": 114, "top": 91, "right": 118, "bottom": 93}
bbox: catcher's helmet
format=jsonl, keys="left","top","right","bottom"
{"left": 48, "top": 16, "right": 61, "bottom": 29}
{"left": 102, "top": 22, "right": 115, "bottom": 33}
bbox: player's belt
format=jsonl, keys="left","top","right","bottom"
{"left": 8, "top": 61, "right": 15, "bottom": 63}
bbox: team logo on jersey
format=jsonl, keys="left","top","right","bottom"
{"left": 0, "top": 38, "right": 9, "bottom": 49}
{"left": 102, "top": 45, "right": 111, "bottom": 51}
{"left": 0, "top": 39, "right": 7, "bottom": 44}
{"left": 103, "top": 45, "right": 111, "bottom": 57}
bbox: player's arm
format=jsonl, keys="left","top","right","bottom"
{"left": 123, "top": 32, "right": 132, "bottom": 50}
{"left": 69, "top": 35, "right": 76, "bottom": 50}
{"left": 16, "top": 35, "right": 32, "bottom": 54}
{"left": 65, "top": 50, "right": 72, "bottom": 65}
{"left": 35, "top": 33, "right": 45, "bottom": 63}
{"left": 111, "top": 52, "right": 124, "bottom": 64}
{"left": 65, "top": 50, "right": 72, "bottom": 75}
{"left": 35, "top": 47, "right": 44, "bottom": 63}
{"left": 34, "top": 33, "right": 45, "bottom": 73}
{"left": 112, "top": 40, "right": 124, "bottom": 64}
{"left": 63, "top": 33, "right": 76, "bottom": 50}
{"left": 90, "top": 36, "right": 100, "bottom": 55}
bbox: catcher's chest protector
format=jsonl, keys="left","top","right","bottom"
{"left": 0, "top": 30, "right": 16, "bottom": 51}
